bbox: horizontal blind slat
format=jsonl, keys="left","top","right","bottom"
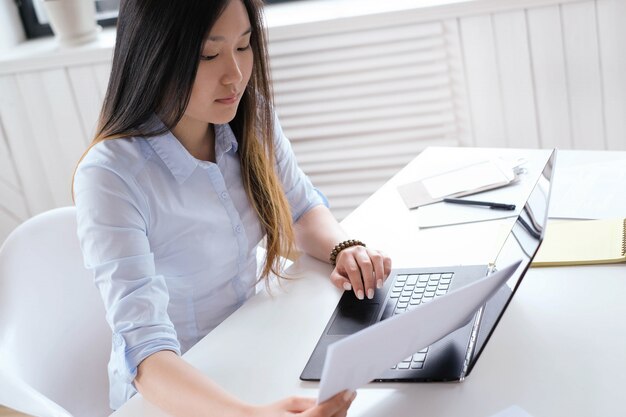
{"left": 273, "top": 54, "right": 448, "bottom": 94}
{"left": 292, "top": 127, "right": 457, "bottom": 153}
{"left": 296, "top": 138, "right": 459, "bottom": 178}
{"left": 312, "top": 167, "right": 401, "bottom": 186}
{"left": 272, "top": 49, "right": 448, "bottom": 82}
{"left": 274, "top": 71, "right": 451, "bottom": 104}
{"left": 280, "top": 100, "right": 454, "bottom": 131}
{"left": 276, "top": 88, "right": 453, "bottom": 118}
{"left": 286, "top": 113, "right": 456, "bottom": 142}
{"left": 268, "top": 21, "right": 444, "bottom": 56}
{"left": 270, "top": 37, "right": 445, "bottom": 70}
{"left": 297, "top": 138, "right": 459, "bottom": 170}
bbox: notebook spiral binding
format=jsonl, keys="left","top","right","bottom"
{"left": 622, "top": 218, "right": 626, "bottom": 256}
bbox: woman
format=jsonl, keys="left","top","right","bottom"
{"left": 74, "top": 0, "right": 392, "bottom": 415}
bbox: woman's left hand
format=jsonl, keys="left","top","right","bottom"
{"left": 330, "top": 246, "right": 392, "bottom": 300}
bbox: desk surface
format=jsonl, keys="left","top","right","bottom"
{"left": 112, "top": 147, "right": 626, "bottom": 417}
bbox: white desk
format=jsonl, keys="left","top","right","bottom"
{"left": 112, "top": 148, "right": 626, "bottom": 417}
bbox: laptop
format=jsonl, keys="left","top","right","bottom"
{"left": 301, "top": 149, "right": 556, "bottom": 382}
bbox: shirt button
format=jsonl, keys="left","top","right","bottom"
{"left": 234, "top": 225, "right": 242, "bottom": 233}
{"left": 220, "top": 191, "right": 228, "bottom": 200}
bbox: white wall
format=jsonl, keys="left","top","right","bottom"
{"left": 459, "top": 0, "right": 626, "bottom": 150}
{"left": 0, "top": 0, "right": 624, "bottom": 243}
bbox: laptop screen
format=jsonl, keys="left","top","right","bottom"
{"left": 466, "top": 149, "right": 556, "bottom": 375}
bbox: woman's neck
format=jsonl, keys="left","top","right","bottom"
{"left": 171, "top": 115, "right": 216, "bottom": 162}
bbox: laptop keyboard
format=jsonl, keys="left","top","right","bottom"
{"left": 388, "top": 272, "right": 454, "bottom": 370}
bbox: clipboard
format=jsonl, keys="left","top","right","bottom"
{"left": 397, "top": 159, "right": 521, "bottom": 209}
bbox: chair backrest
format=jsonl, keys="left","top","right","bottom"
{"left": 0, "top": 207, "right": 112, "bottom": 417}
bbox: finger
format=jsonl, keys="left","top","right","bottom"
{"left": 341, "top": 254, "right": 365, "bottom": 300}
{"left": 354, "top": 247, "right": 375, "bottom": 299}
{"left": 329, "top": 404, "right": 351, "bottom": 417}
{"left": 279, "top": 396, "right": 316, "bottom": 413}
{"left": 329, "top": 270, "right": 352, "bottom": 292}
{"left": 381, "top": 251, "right": 392, "bottom": 279}
{"left": 310, "top": 391, "right": 355, "bottom": 417}
{"left": 367, "top": 249, "right": 385, "bottom": 290}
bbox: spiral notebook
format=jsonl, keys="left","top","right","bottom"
{"left": 532, "top": 218, "right": 626, "bottom": 266}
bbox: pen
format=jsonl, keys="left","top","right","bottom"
{"left": 443, "top": 198, "right": 516, "bottom": 211}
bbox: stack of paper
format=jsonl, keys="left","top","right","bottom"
{"left": 397, "top": 159, "right": 520, "bottom": 209}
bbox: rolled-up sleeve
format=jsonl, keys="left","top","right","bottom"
{"left": 74, "top": 160, "right": 180, "bottom": 408}
{"left": 272, "top": 115, "right": 328, "bottom": 222}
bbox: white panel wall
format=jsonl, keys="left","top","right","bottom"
{"left": 492, "top": 11, "right": 539, "bottom": 148}
{"left": 460, "top": 15, "right": 507, "bottom": 147}
{"left": 0, "top": 0, "right": 625, "bottom": 243}
{"left": 597, "top": 0, "right": 626, "bottom": 151}
{"left": 67, "top": 64, "right": 107, "bottom": 139}
{"left": 526, "top": 5, "right": 572, "bottom": 149}
{"left": 0, "top": 119, "right": 26, "bottom": 241}
{"left": 460, "top": 0, "right": 626, "bottom": 150}
{"left": 0, "top": 75, "right": 55, "bottom": 215}
{"left": 561, "top": 1, "right": 606, "bottom": 149}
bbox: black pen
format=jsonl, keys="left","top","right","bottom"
{"left": 443, "top": 198, "right": 516, "bottom": 211}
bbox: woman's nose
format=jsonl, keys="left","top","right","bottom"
{"left": 221, "top": 54, "right": 243, "bottom": 85}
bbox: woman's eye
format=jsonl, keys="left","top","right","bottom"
{"left": 200, "top": 43, "right": 249, "bottom": 60}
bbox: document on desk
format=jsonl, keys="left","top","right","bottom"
{"left": 397, "top": 159, "right": 520, "bottom": 209}
{"left": 317, "top": 260, "right": 523, "bottom": 403}
{"left": 549, "top": 158, "right": 626, "bottom": 219}
{"left": 412, "top": 155, "right": 546, "bottom": 228}
{"left": 415, "top": 179, "right": 529, "bottom": 228}
{"left": 416, "top": 197, "right": 520, "bottom": 228}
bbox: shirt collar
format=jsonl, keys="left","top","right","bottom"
{"left": 215, "top": 122, "right": 239, "bottom": 158}
{"left": 148, "top": 129, "right": 199, "bottom": 184}
{"left": 147, "top": 119, "right": 239, "bottom": 184}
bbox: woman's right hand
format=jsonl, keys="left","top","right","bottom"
{"left": 255, "top": 390, "right": 356, "bottom": 417}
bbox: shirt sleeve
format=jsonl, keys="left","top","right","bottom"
{"left": 272, "top": 114, "right": 329, "bottom": 222}
{"left": 74, "top": 159, "right": 181, "bottom": 394}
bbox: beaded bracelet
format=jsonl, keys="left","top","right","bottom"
{"left": 329, "top": 239, "right": 366, "bottom": 266}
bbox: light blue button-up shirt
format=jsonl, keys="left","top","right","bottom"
{"left": 74, "top": 117, "right": 325, "bottom": 409}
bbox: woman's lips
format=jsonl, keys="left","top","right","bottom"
{"left": 215, "top": 95, "right": 238, "bottom": 105}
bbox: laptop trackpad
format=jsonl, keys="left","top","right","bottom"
{"left": 328, "top": 303, "right": 379, "bottom": 335}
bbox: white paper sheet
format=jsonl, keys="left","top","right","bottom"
{"left": 421, "top": 159, "right": 516, "bottom": 199}
{"left": 416, "top": 199, "right": 520, "bottom": 228}
{"left": 318, "top": 260, "right": 524, "bottom": 403}
{"left": 415, "top": 179, "right": 527, "bottom": 228}
{"left": 549, "top": 158, "right": 626, "bottom": 219}
{"left": 397, "top": 156, "right": 527, "bottom": 209}
{"left": 414, "top": 154, "right": 548, "bottom": 228}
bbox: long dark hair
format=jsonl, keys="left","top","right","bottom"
{"left": 74, "top": 0, "right": 295, "bottom": 280}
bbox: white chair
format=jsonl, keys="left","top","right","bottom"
{"left": 0, "top": 207, "right": 112, "bottom": 417}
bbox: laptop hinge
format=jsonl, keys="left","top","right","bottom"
{"left": 460, "top": 304, "right": 484, "bottom": 381}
